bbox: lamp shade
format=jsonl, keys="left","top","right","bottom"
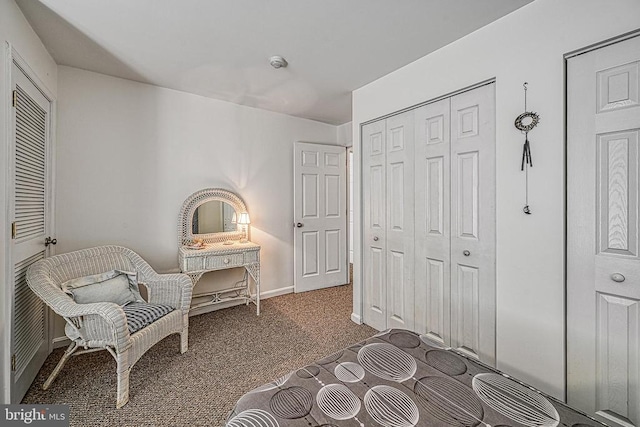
{"left": 238, "top": 212, "right": 251, "bottom": 225}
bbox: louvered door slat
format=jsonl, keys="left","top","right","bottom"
{"left": 14, "top": 84, "right": 45, "bottom": 242}
{"left": 17, "top": 140, "right": 44, "bottom": 159}
{"left": 13, "top": 251, "right": 45, "bottom": 377}
{"left": 16, "top": 151, "right": 45, "bottom": 169}
{"left": 16, "top": 121, "right": 45, "bottom": 144}
{"left": 16, "top": 174, "right": 45, "bottom": 187}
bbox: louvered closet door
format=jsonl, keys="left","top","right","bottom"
{"left": 362, "top": 120, "right": 387, "bottom": 331}
{"left": 414, "top": 98, "right": 451, "bottom": 346}
{"left": 10, "top": 62, "right": 52, "bottom": 403}
{"left": 450, "top": 84, "right": 496, "bottom": 364}
{"left": 385, "top": 111, "right": 415, "bottom": 330}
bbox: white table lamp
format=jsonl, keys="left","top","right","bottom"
{"left": 238, "top": 212, "right": 250, "bottom": 243}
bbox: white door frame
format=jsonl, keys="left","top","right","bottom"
{"left": 2, "top": 43, "right": 56, "bottom": 403}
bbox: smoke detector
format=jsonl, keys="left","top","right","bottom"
{"left": 269, "top": 55, "right": 288, "bottom": 69}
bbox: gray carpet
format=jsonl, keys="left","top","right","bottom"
{"left": 22, "top": 282, "right": 375, "bottom": 426}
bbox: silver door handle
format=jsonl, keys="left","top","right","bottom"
{"left": 296, "top": 222, "right": 304, "bottom": 228}
{"left": 611, "top": 273, "right": 625, "bottom": 283}
{"left": 373, "top": 236, "right": 379, "bottom": 241}
{"left": 463, "top": 250, "right": 470, "bottom": 256}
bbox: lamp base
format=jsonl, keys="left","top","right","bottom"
{"left": 239, "top": 238, "right": 249, "bottom": 244}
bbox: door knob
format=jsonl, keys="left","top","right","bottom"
{"left": 296, "top": 222, "right": 304, "bottom": 228}
{"left": 45, "top": 237, "right": 57, "bottom": 247}
{"left": 463, "top": 250, "right": 470, "bottom": 256}
{"left": 611, "top": 273, "right": 625, "bottom": 283}
{"left": 373, "top": 236, "right": 379, "bottom": 241}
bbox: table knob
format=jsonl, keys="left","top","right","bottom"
{"left": 373, "top": 236, "right": 379, "bottom": 241}
{"left": 224, "top": 258, "right": 230, "bottom": 264}
{"left": 463, "top": 250, "right": 471, "bottom": 256}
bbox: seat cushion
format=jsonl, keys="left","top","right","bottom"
{"left": 62, "top": 270, "right": 144, "bottom": 306}
{"left": 122, "top": 302, "right": 174, "bottom": 334}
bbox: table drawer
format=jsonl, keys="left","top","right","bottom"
{"left": 244, "top": 250, "right": 259, "bottom": 264}
{"left": 205, "top": 253, "right": 244, "bottom": 270}
{"left": 183, "top": 257, "right": 205, "bottom": 272}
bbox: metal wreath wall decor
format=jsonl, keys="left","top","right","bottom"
{"left": 515, "top": 82, "right": 540, "bottom": 214}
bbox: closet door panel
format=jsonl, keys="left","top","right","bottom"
{"left": 363, "top": 120, "right": 387, "bottom": 330}
{"left": 386, "top": 111, "right": 415, "bottom": 330}
{"left": 450, "top": 84, "right": 496, "bottom": 365}
{"left": 414, "top": 99, "right": 451, "bottom": 345}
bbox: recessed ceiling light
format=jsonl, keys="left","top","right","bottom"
{"left": 269, "top": 56, "right": 288, "bottom": 69}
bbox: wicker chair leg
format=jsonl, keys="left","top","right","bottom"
{"left": 43, "top": 342, "right": 78, "bottom": 390}
{"left": 115, "top": 351, "right": 130, "bottom": 408}
{"left": 180, "top": 327, "right": 188, "bottom": 354}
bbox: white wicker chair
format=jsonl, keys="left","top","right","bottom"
{"left": 26, "top": 245, "right": 193, "bottom": 408}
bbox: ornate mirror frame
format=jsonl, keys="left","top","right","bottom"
{"left": 178, "top": 188, "right": 248, "bottom": 245}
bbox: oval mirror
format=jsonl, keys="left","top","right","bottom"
{"left": 191, "top": 200, "right": 237, "bottom": 234}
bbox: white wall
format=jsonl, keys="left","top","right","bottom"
{"left": 336, "top": 121, "right": 352, "bottom": 147}
{"left": 55, "top": 66, "right": 338, "bottom": 336}
{"left": 0, "top": 0, "right": 58, "bottom": 404}
{"left": 352, "top": 0, "right": 640, "bottom": 400}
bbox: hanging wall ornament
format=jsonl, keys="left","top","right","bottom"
{"left": 514, "top": 82, "right": 540, "bottom": 215}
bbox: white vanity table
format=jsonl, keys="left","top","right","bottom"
{"left": 178, "top": 188, "right": 260, "bottom": 315}
{"left": 178, "top": 241, "right": 260, "bottom": 314}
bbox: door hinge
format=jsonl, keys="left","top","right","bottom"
{"left": 11, "top": 222, "right": 17, "bottom": 239}
{"left": 12, "top": 90, "right": 17, "bottom": 108}
{"left": 11, "top": 354, "right": 16, "bottom": 372}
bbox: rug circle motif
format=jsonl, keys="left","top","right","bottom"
{"left": 269, "top": 386, "right": 314, "bottom": 419}
{"left": 425, "top": 350, "right": 467, "bottom": 376}
{"left": 334, "top": 362, "right": 365, "bottom": 383}
{"left": 364, "top": 385, "right": 419, "bottom": 427}
{"left": 388, "top": 332, "right": 421, "bottom": 348}
{"left": 413, "top": 376, "right": 484, "bottom": 427}
{"left": 472, "top": 373, "right": 559, "bottom": 427}
{"left": 357, "top": 343, "right": 417, "bottom": 382}
{"left": 227, "top": 409, "right": 280, "bottom": 427}
{"left": 316, "top": 384, "right": 362, "bottom": 420}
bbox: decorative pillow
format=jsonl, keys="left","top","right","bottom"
{"left": 62, "top": 270, "right": 144, "bottom": 305}
{"left": 122, "top": 302, "right": 174, "bottom": 334}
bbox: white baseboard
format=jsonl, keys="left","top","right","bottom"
{"left": 51, "top": 285, "right": 296, "bottom": 343}
{"left": 261, "top": 286, "right": 294, "bottom": 299}
{"left": 351, "top": 312, "right": 362, "bottom": 324}
{"left": 52, "top": 336, "right": 71, "bottom": 349}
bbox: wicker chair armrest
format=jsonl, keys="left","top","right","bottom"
{"left": 144, "top": 273, "right": 193, "bottom": 312}
{"left": 61, "top": 301, "right": 131, "bottom": 351}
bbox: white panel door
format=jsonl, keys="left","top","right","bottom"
{"left": 450, "top": 84, "right": 496, "bottom": 365}
{"left": 10, "top": 61, "right": 53, "bottom": 403}
{"left": 568, "top": 35, "right": 640, "bottom": 427}
{"left": 414, "top": 98, "right": 451, "bottom": 345}
{"left": 294, "top": 142, "right": 348, "bottom": 293}
{"left": 385, "top": 111, "right": 415, "bottom": 330}
{"left": 362, "top": 120, "right": 387, "bottom": 331}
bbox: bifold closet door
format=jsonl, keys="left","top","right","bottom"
{"left": 414, "top": 98, "right": 451, "bottom": 346}
{"left": 450, "top": 85, "right": 496, "bottom": 364}
{"left": 385, "top": 112, "right": 415, "bottom": 331}
{"left": 363, "top": 120, "right": 387, "bottom": 331}
{"left": 414, "top": 83, "right": 495, "bottom": 365}
{"left": 362, "top": 110, "right": 415, "bottom": 331}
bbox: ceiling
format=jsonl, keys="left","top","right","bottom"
{"left": 17, "top": 0, "right": 533, "bottom": 125}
